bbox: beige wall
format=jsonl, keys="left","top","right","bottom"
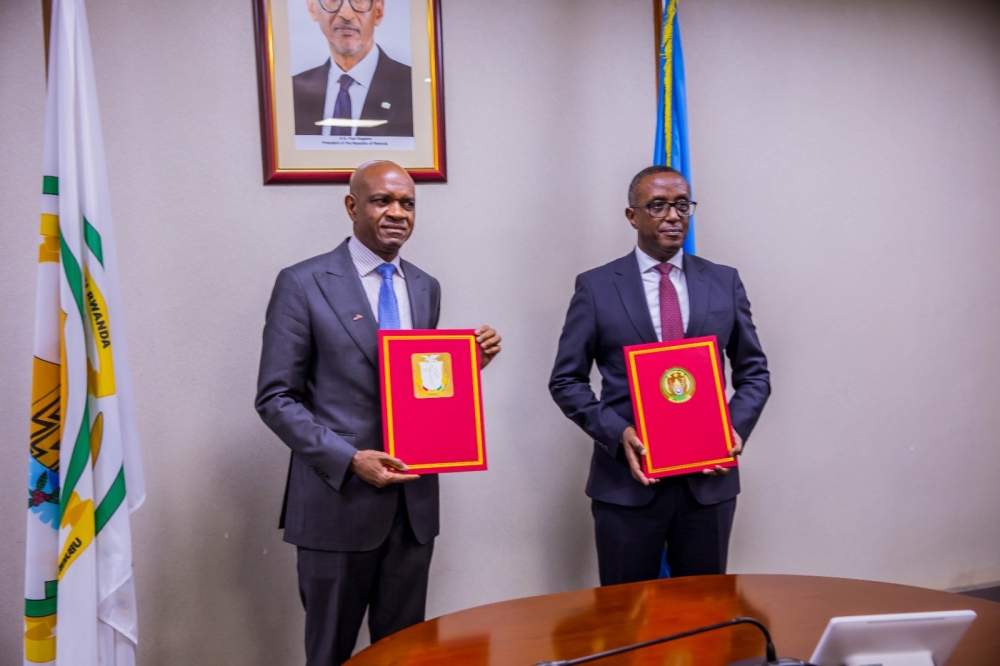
{"left": 2, "top": 0, "right": 999, "bottom": 663}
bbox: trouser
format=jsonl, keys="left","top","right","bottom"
{"left": 296, "top": 492, "right": 434, "bottom": 666}
{"left": 592, "top": 477, "right": 736, "bottom": 586}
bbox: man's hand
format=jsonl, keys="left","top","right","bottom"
{"left": 476, "top": 325, "right": 502, "bottom": 369}
{"left": 350, "top": 450, "right": 419, "bottom": 488}
{"left": 702, "top": 427, "right": 744, "bottom": 476}
{"left": 622, "top": 425, "right": 658, "bottom": 486}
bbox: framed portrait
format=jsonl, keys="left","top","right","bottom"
{"left": 253, "top": 0, "right": 446, "bottom": 183}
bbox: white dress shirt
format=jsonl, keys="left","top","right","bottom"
{"left": 348, "top": 235, "right": 413, "bottom": 329}
{"left": 322, "top": 45, "right": 381, "bottom": 138}
{"left": 635, "top": 246, "right": 690, "bottom": 341}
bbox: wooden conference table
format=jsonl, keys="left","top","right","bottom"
{"left": 345, "top": 574, "right": 1000, "bottom": 665}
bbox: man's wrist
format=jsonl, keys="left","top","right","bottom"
{"left": 621, "top": 425, "right": 634, "bottom": 444}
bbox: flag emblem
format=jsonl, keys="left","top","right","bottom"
{"left": 412, "top": 353, "right": 454, "bottom": 398}
{"left": 660, "top": 367, "right": 695, "bottom": 404}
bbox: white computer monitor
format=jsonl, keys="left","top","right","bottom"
{"left": 809, "top": 610, "right": 977, "bottom": 666}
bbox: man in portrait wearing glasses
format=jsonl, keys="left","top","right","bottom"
{"left": 549, "top": 165, "right": 770, "bottom": 586}
{"left": 293, "top": 0, "right": 414, "bottom": 137}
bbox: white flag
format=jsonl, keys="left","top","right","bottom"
{"left": 25, "top": 0, "right": 145, "bottom": 664}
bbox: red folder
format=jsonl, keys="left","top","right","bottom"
{"left": 379, "top": 329, "right": 487, "bottom": 473}
{"left": 623, "top": 335, "right": 736, "bottom": 478}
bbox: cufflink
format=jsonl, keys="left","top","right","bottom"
{"left": 381, "top": 102, "right": 391, "bottom": 109}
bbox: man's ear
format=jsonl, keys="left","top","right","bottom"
{"left": 374, "top": 0, "right": 385, "bottom": 26}
{"left": 625, "top": 208, "right": 638, "bottom": 230}
{"left": 306, "top": 0, "right": 320, "bottom": 22}
{"left": 345, "top": 194, "right": 358, "bottom": 223}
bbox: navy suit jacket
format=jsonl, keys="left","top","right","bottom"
{"left": 292, "top": 47, "right": 414, "bottom": 137}
{"left": 549, "top": 251, "right": 770, "bottom": 507}
{"left": 255, "top": 239, "right": 440, "bottom": 551}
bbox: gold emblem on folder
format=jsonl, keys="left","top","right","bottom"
{"left": 412, "top": 353, "right": 454, "bottom": 398}
{"left": 660, "top": 367, "right": 695, "bottom": 404}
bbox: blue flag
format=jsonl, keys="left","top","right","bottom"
{"left": 653, "top": 0, "right": 694, "bottom": 255}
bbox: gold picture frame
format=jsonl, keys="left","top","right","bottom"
{"left": 253, "top": 0, "right": 446, "bottom": 183}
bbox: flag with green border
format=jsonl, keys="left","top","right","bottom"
{"left": 25, "top": 0, "right": 145, "bottom": 664}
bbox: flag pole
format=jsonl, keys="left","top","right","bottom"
{"left": 42, "top": 0, "right": 52, "bottom": 74}
{"left": 652, "top": 0, "right": 662, "bottom": 87}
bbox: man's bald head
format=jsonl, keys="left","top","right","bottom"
{"left": 345, "top": 161, "right": 416, "bottom": 261}
{"left": 349, "top": 160, "right": 414, "bottom": 197}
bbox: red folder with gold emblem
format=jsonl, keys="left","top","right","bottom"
{"left": 379, "top": 329, "right": 487, "bottom": 473}
{"left": 623, "top": 335, "right": 736, "bottom": 478}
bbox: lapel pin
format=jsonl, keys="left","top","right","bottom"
{"left": 353, "top": 314, "right": 364, "bottom": 321}
{"left": 381, "top": 102, "right": 391, "bottom": 109}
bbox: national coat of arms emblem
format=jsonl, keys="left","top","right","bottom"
{"left": 412, "top": 353, "right": 454, "bottom": 398}
{"left": 660, "top": 367, "right": 695, "bottom": 404}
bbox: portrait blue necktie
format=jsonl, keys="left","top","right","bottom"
{"left": 375, "top": 263, "right": 401, "bottom": 330}
{"left": 332, "top": 74, "right": 354, "bottom": 136}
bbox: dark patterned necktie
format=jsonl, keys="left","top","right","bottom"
{"left": 332, "top": 74, "right": 354, "bottom": 136}
{"left": 654, "top": 263, "right": 684, "bottom": 342}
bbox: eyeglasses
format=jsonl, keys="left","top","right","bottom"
{"left": 318, "top": 0, "right": 373, "bottom": 13}
{"left": 629, "top": 200, "right": 697, "bottom": 219}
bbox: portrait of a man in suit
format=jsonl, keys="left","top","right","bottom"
{"left": 293, "top": 0, "right": 414, "bottom": 138}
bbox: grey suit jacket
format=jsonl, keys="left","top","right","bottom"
{"left": 255, "top": 239, "right": 441, "bottom": 551}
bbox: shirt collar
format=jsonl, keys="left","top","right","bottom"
{"left": 635, "top": 246, "right": 684, "bottom": 274}
{"left": 328, "top": 44, "right": 380, "bottom": 91}
{"left": 348, "top": 235, "right": 404, "bottom": 278}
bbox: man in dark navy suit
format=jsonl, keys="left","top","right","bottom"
{"left": 293, "top": 0, "right": 413, "bottom": 137}
{"left": 549, "top": 166, "right": 770, "bottom": 586}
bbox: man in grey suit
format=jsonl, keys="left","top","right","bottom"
{"left": 255, "top": 161, "right": 501, "bottom": 665}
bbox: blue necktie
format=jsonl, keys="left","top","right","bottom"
{"left": 375, "top": 263, "right": 401, "bottom": 330}
{"left": 332, "top": 74, "right": 354, "bottom": 136}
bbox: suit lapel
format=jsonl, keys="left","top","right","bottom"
{"left": 359, "top": 48, "right": 396, "bottom": 132}
{"left": 613, "top": 253, "right": 658, "bottom": 344}
{"left": 402, "top": 259, "right": 431, "bottom": 330}
{"left": 684, "top": 254, "right": 710, "bottom": 338}
{"left": 299, "top": 60, "right": 330, "bottom": 136}
{"left": 315, "top": 240, "right": 379, "bottom": 366}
